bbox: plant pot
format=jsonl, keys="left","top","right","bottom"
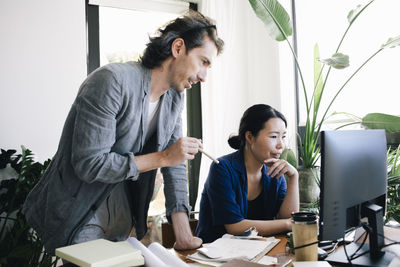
{"left": 298, "top": 167, "right": 320, "bottom": 205}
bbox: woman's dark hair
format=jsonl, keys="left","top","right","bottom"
{"left": 140, "top": 10, "right": 224, "bottom": 69}
{"left": 228, "top": 104, "right": 287, "bottom": 150}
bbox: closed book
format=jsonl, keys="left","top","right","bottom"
{"left": 55, "top": 239, "right": 144, "bottom": 267}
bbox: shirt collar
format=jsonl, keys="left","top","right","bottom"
{"left": 231, "top": 148, "right": 247, "bottom": 176}
{"left": 230, "top": 148, "right": 268, "bottom": 180}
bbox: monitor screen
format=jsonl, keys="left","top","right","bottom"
{"left": 319, "top": 130, "right": 394, "bottom": 266}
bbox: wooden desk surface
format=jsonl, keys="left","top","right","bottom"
{"left": 174, "top": 226, "right": 400, "bottom": 266}
{"left": 266, "top": 234, "right": 288, "bottom": 256}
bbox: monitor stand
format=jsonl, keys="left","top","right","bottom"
{"left": 325, "top": 242, "right": 394, "bottom": 267}
{"left": 326, "top": 203, "right": 395, "bottom": 266}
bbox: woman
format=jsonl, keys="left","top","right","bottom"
{"left": 196, "top": 104, "right": 299, "bottom": 243}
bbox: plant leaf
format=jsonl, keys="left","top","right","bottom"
{"left": 347, "top": 0, "right": 374, "bottom": 24}
{"left": 248, "top": 0, "right": 292, "bottom": 41}
{"left": 319, "top": 53, "right": 349, "bottom": 69}
{"left": 381, "top": 36, "right": 400, "bottom": 49}
{"left": 388, "top": 146, "right": 400, "bottom": 176}
{"left": 313, "top": 44, "right": 324, "bottom": 114}
{"left": 280, "top": 148, "right": 297, "bottom": 168}
{"left": 362, "top": 113, "right": 400, "bottom": 133}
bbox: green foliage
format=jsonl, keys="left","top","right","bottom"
{"left": 300, "top": 198, "right": 320, "bottom": 217}
{"left": 386, "top": 145, "right": 400, "bottom": 223}
{"left": 280, "top": 148, "right": 298, "bottom": 183}
{"left": 248, "top": 0, "right": 292, "bottom": 41}
{"left": 362, "top": 113, "right": 400, "bottom": 133}
{"left": 0, "top": 147, "right": 56, "bottom": 267}
{"left": 280, "top": 148, "right": 297, "bottom": 169}
{"left": 249, "top": 0, "right": 400, "bottom": 168}
{"left": 381, "top": 36, "right": 400, "bottom": 49}
{"left": 319, "top": 53, "right": 349, "bottom": 69}
{"left": 332, "top": 112, "right": 400, "bottom": 133}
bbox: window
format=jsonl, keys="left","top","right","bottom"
{"left": 98, "top": 7, "right": 178, "bottom": 66}
{"left": 292, "top": 0, "right": 400, "bottom": 130}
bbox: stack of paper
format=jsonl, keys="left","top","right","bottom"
{"left": 55, "top": 239, "right": 144, "bottom": 267}
{"left": 187, "top": 235, "right": 280, "bottom": 266}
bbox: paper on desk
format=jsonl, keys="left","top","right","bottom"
{"left": 257, "top": 255, "right": 278, "bottom": 265}
{"left": 222, "top": 233, "right": 267, "bottom": 240}
{"left": 189, "top": 255, "right": 278, "bottom": 267}
{"left": 187, "top": 236, "right": 280, "bottom": 264}
{"left": 292, "top": 261, "right": 331, "bottom": 267}
{"left": 188, "top": 257, "right": 224, "bottom": 267}
{"left": 383, "top": 244, "right": 400, "bottom": 259}
{"left": 384, "top": 244, "right": 400, "bottom": 267}
{"left": 388, "top": 257, "right": 400, "bottom": 267}
{"left": 127, "top": 238, "right": 167, "bottom": 267}
{"left": 127, "top": 237, "right": 190, "bottom": 267}
{"left": 148, "top": 242, "right": 189, "bottom": 267}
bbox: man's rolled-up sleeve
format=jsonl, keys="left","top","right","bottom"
{"left": 161, "top": 112, "right": 191, "bottom": 222}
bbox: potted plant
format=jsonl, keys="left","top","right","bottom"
{"left": 248, "top": 0, "right": 400, "bottom": 204}
{"left": 0, "top": 147, "right": 55, "bottom": 266}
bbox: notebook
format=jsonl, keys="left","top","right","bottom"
{"left": 55, "top": 239, "right": 144, "bottom": 267}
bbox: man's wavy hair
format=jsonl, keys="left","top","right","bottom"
{"left": 140, "top": 10, "right": 224, "bottom": 69}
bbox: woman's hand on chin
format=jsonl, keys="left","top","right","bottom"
{"left": 264, "top": 158, "right": 298, "bottom": 179}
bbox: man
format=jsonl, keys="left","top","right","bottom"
{"left": 22, "top": 10, "right": 224, "bottom": 255}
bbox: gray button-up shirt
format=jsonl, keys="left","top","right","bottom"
{"left": 22, "top": 62, "right": 190, "bottom": 255}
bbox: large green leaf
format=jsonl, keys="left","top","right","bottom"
{"left": 381, "top": 35, "right": 400, "bottom": 49}
{"left": 319, "top": 53, "right": 349, "bottom": 69}
{"left": 347, "top": 0, "right": 374, "bottom": 24}
{"left": 362, "top": 113, "right": 400, "bottom": 133}
{"left": 248, "top": 0, "right": 292, "bottom": 41}
{"left": 313, "top": 44, "right": 324, "bottom": 114}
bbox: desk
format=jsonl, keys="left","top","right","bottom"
{"left": 174, "top": 226, "right": 400, "bottom": 266}
{"left": 60, "top": 227, "right": 399, "bottom": 266}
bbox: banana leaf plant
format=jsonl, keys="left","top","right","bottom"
{"left": 334, "top": 112, "right": 400, "bottom": 132}
{"left": 248, "top": 0, "right": 400, "bottom": 168}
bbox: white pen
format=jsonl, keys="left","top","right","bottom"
{"left": 198, "top": 148, "right": 220, "bottom": 164}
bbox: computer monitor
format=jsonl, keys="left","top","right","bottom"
{"left": 319, "top": 130, "right": 394, "bottom": 266}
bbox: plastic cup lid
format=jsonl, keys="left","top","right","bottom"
{"left": 291, "top": 211, "right": 317, "bottom": 222}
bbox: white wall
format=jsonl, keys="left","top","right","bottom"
{"left": 196, "top": 0, "right": 286, "bottom": 210}
{"left": 0, "top": 0, "right": 87, "bottom": 162}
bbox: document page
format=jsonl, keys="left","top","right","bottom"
{"left": 187, "top": 236, "right": 280, "bottom": 265}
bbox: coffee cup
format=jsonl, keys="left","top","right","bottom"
{"left": 291, "top": 211, "right": 318, "bottom": 261}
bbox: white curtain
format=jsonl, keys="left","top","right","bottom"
{"left": 195, "top": 0, "right": 295, "bottom": 211}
